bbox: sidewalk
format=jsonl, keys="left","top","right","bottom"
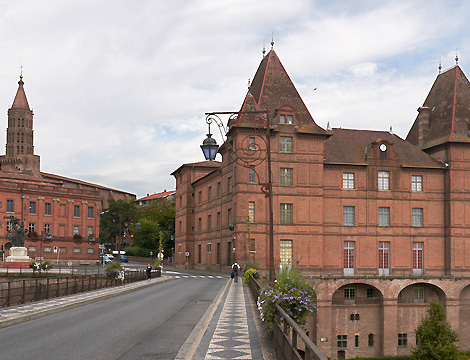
{"left": 0, "top": 271, "right": 275, "bottom": 359}
{"left": 177, "top": 278, "right": 274, "bottom": 360}
{"left": 0, "top": 275, "right": 172, "bottom": 328}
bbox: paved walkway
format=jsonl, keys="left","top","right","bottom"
{"left": 181, "top": 279, "right": 273, "bottom": 360}
{"left": 0, "top": 271, "right": 274, "bottom": 359}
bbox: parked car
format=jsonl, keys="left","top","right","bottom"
{"left": 120, "top": 255, "right": 128, "bottom": 262}
{"left": 100, "top": 253, "right": 114, "bottom": 264}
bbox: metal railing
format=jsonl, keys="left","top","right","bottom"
{"left": 248, "top": 274, "right": 327, "bottom": 360}
{"left": 0, "top": 269, "right": 161, "bottom": 308}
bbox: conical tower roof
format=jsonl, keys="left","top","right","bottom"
{"left": 406, "top": 65, "right": 470, "bottom": 149}
{"left": 11, "top": 75, "right": 30, "bottom": 110}
{"left": 233, "top": 50, "right": 328, "bottom": 136}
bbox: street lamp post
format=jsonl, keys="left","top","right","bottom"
{"left": 201, "top": 110, "right": 275, "bottom": 285}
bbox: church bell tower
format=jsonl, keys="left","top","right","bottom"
{"left": 0, "top": 74, "right": 40, "bottom": 175}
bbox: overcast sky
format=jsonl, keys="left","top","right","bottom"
{"left": 0, "top": 0, "right": 469, "bottom": 199}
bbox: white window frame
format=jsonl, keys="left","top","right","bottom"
{"left": 343, "top": 172, "right": 355, "bottom": 189}
{"left": 280, "top": 168, "right": 293, "bottom": 186}
{"left": 378, "top": 207, "right": 390, "bottom": 227}
{"left": 343, "top": 241, "right": 355, "bottom": 275}
{"left": 280, "top": 136, "right": 293, "bottom": 153}
{"left": 413, "top": 242, "right": 423, "bottom": 275}
{"left": 411, "top": 175, "right": 423, "bottom": 192}
{"left": 248, "top": 201, "right": 255, "bottom": 223}
{"left": 378, "top": 171, "right": 390, "bottom": 190}
{"left": 280, "top": 203, "right": 293, "bottom": 224}
{"left": 343, "top": 206, "right": 355, "bottom": 226}
{"left": 280, "top": 239, "right": 293, "bottom": 268}
{"left": 379, "top": 241, "right": 390, "bottom": 275}
{"left": 412, "top": 208, "right": 423, "bottom": 227}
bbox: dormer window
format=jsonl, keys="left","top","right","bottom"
{"left": 379, "top": 143, "right": 387, "bottom": 160}
{"left": 279, "top": 114, "right": 293, "bottom": 125}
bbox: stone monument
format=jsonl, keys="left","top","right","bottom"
{"left": 5, "top": 216, "right": 32, "bottom": 263}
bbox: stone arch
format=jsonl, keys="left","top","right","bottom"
{"left": 397, "top": 282, "right": 446, "bottom": 304}
{"left": 332, "top": 282, "right": 384, "bottom": 305}
{"left": 459, "top": 284, "right": 470, "bottom": 351}
{"left": 330, "top": 282, "right": 384, "bottom": 358}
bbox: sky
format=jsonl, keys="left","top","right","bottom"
{"left": 0, "top": 0, "right": 469, "bottom": 199}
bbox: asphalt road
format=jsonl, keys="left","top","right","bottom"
{"left": 0, "top": 272, "right": 227, "bottom": 360}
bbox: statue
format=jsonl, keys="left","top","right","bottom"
{"left": 6, "top": 216, "right": 28, "bottom": 247}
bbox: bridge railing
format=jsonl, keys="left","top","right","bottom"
{"left": 248, "top": 274, "right": 328, "bottom": 360}
{"left": 0, "top": 269, "right": 161, "bottom": 308}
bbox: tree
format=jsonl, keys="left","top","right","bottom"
{"left": 99, "top": 199, "right": 137, "bottom": 245}
{"left": 412, "top": 298, "right": 462, "bottom": 360}
{"left": 137, "top": 198, "right": 175, "bottom": 252}
{"left": 132, "top": 218, "right": 159, "bottom": 250}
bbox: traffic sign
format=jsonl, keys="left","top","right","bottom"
{"left": 185, "top": 252, "right": 190, "bottom": 257}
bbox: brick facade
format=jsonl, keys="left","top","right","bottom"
{"left": 0, "top": 76, "right": 135, "bottom": 264}
{"left": 173, "top": 50, "right": 470, "bottom": 358}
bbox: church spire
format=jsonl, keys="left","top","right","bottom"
{"left": 6, "top": 74, "right": 35, "bottom": 159}
{"left": 11, "top": 74, "right": 30, "bottom": 110}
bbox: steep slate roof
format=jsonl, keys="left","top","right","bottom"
{"left": 325, "top": 128, "right": 444, "bottom": 169}
{"left": 11, "top": 76, "right": 30, "bottom": 110}
{"left": 406, "top": 66, "right": 470, "bottom": 149}
{"left": 233, "top": 50, "right": 329, "bottom": 136}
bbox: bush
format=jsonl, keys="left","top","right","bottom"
{"left": 29, "top": 261, "right": 41, "bottom": 272}
{"left": 41, "top": 261, "right": 52, "bottom": 271}
{"left": 244, "top": 268, "right": 258, "bottom": 284}
{"left": 122, "top": 246, "right": 150, "bottom": 257}
{"left": 105, "top": 261, "right": 125, "bottom": 280}
{"left": 257, "top": 266, "right": 316, "bottom": 331}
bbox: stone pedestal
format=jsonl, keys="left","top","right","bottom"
{"left": 5, "top": 246, "right": 32, "bottom": 263}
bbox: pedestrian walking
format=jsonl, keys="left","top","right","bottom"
{"left": 146, "top": 264, "right": 152, "bottom": 280}
{"left": 232, "top": 262, "right": 239, "bottom": 283}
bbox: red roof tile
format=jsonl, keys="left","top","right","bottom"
{"left": 136, "top": 190, "right": 175, "bottom": 202}
{"left": 233, "top": 50, "right": 329, "bottom": 136}
{"left": 11, "top": 76, "right": 30, "bottom": 110}
{"left": 407, "top": 66, "right": 470, "bottom": 149}
{"left": 325, "top": 128, "right": 444, "bottom": 169}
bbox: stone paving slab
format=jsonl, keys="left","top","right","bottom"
{"left": 187, "top": 279, "right": 272, "bottom": 360}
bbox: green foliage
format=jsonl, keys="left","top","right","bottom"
{"left": 137, "top": 198, "right": 175, "bottom": 253}
{"left": 257, "top": 265, "right": 316, "bottom": 331}
{"left": 122, "top": 246, "right": 150, "bottom": 257}
{"left": 99, "top": 199, "right": 137, "bottom": 244}
{"left": 105, "top": 261, "right": 124, "bottom": 280}
{"left": 132, "top": 218, "right": 159, "bottom": 249}
{"left": 41, "top": 261, "right": 51, "bottom": 271}
{"left": 345, "top": 356, "right": 413, "bottom": 360}
{"left": 412, "top": 298, "right": 462, "bottom": 360}
{"left": 244, "top": 262, "right": 260, "bottom": 271}
{"left": 244, "top": 268, "right": 258, "bottom": 284}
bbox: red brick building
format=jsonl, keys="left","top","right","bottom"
{"left": 0, "top": 75, "right": 135, "bottom": 264}
{"left": 172, "top": 50, "right": 470, "bottom": 358}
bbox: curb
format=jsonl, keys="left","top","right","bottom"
{"left": 174, "top": 278, "right": 230, "bottom": 360}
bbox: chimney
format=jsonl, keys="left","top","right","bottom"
{"left": 417, "top": 107, "right": 431, "bottom": 147}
